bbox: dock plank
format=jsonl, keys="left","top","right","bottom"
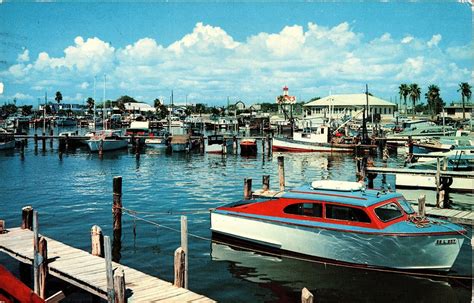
{"left": 0, "top": 227, "right": 215, "bottom": 302}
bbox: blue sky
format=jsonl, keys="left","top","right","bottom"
{"left": 0, "top": 1, "right": 472, "bottom": 106}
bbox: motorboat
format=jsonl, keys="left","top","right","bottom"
{"left": 0, "top": 128, "right": 15, "bottom": 150}
{"left": 206, "top": 135, "right": 233, "bottom": 154}
{"left": 272, "top": 125, "right": 364, "bottom": 153}
{"left": 396, "top": 154, "right": 474, "bottom": 192}
{"left": 387, "top": 126, "right": 456, "bottom": 141}
{"left": 411, "top": 134, "right": 473, "bottom": 154}
{"left": 86, "top": 130, "right": 128, "bottom": 152}
{"left": 56, "top": 116, "right": 77, "bottom": 127}
{"left": 240, "top": 138, "right": 257, "bottom": 156}
{"left": 145, "top": 130, "right": 170, "bottom": 149}
{"left": 210, "top": 180, "right": 466, "bottom": 271}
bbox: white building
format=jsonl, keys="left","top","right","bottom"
{"left": 304, "top": 94, "right": 397, "bottom": 121}
{"left": 124, "top": 102, "right": 155, "bottom": 113}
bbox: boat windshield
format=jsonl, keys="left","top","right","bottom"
{"left": 374, "top": 202, "right": 404, "bottom": 222}
{"left": 397, "top": 198, "right": 415, "bottom": 214}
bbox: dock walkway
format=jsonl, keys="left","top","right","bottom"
{"left": 0, "top": 227, "right": 214, "bottom": 302}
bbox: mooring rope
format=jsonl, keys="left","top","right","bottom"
{"left": 122, "top": 211, "right": 473, "bottom": 281}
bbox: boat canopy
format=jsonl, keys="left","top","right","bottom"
{"left": 311, "top": 180, "right": 363, "bottom": 192}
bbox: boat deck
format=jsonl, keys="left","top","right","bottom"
{"left": 0, "top": 227, "right": 215, "bottom": 302}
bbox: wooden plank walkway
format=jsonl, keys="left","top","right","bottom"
{"left": 0, "top": 227, "right": 215, "bottom": 302}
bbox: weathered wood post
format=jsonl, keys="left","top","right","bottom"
{"left": 262, "top": 175, "right": 270, "bottom": 192}
{"left": 233, "top": 136, "right": 237, "bottom": 155}
{"left": 20, "top": 140, "right": 25, "bottom": 159}
{"left": 199, "top": 136, "right": 204, "bottom": 153}
{"left": 0, "top": 220, "right": 4, "bottom": 233}
{"left": 39, "top": 236, "right": 48, "bottom": 299}
{"left": 267, "top": 135, "right": 272, "bottom": 156}
{"left": 435, "top": 158, "right": 441, "bottom": 207}
{"left": 42, "top": 132, "right": 46, "bottom": 151}
{"left": 112, "top": 176, "right": 122, "bottom": 263}
{"left": 301, "top": 288, "right": 314, "bottom": 303}
{"left": 222, "top": 140, "right": 227, "bottom": 155}
{"left": 135, "top": 137, "right": 140, "bottom": 160}
{"left": 244, "top": 178, "right": 252, "bottom": 200}
{"left": 113, "top": 267, "right": 126, "bottom": 303}
{"left": 65, "top": 133, "right": 69, "bottom": 150}
{"left": 91, "top": 225, "right": 104, "bottom": 257}
{"left": 261, "top": 137, "right": 265, "bottom": 155}
{"left": 49, "top": 129, "right": 54, "bottom": 148}
{"left": 33, "top": 211, "right": 40, "bottom": 295}
{"left": 34, "top": 133, "right": 38, "bottom": 148}
{"left": 21, "top": 206, "right": 34, "bottom": 230}
{"left": 174, "top": 247, "right": 185, "bottom": 288}
{"left": 99, "top": 139, "right": 104, "bottom": 157}
{"left": 104, "top": 236, "right": 115, "bottom": 303}
{"left": 180, "top": 216, "right": 188, "bottom": 289}
{"left": 278, "top": 156, "right": 285, "bottom": 191}
{"left": 418, "top": 194, "right": 426, "bottom": 217}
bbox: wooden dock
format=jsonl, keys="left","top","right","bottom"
{"left": 424, "top": 207, "right": 474, "bottom": 225}
{"left": 0, "top": 227, "right": 215, "bottom": 302}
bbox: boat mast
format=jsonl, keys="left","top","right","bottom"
{"left": 362, "top": 84, "right": 369, "bottom": 144}
{"left": 93, "top": 76, "right": 96, "bottom": 131}
{"left": 43, "top": 92, "right": 47, "bottom": 134}
{"left": 103, "top": 74, "right": 107, "bottom": 130}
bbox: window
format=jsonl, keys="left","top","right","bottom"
{"left": 397, "top": 198, "right": 415, "bottom": 214}
{"left": 374, "top": 203, "right": 403, "bottom": 222}
{"left": 284, "top": 203, "right": 322, "bottom": 218}
{"left": 325, "top": 205, "right": 371, "bottom": 223}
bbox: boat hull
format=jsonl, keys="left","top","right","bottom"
{"left": 240, "top": 142, "right": 257, "bottom": 156}
{"left": 206, "top": 142, "right": 233, "bottom": 154}
{"left": 145, "top": 138, "right": 168, "bottom": 149}
{"left": 0, "top": 140, "right": 15, "bottom": 150}
{"left": 272, "top": 137, "right": 353, "bottom": 153}
{"left": 86, "top": 139, "right": 128, "bottom": 152}
{"left": 210, "top": 212, "right": 464, "bottom": 270}
{"left": 396, "top": 174, "right": 474, "bottom": 192}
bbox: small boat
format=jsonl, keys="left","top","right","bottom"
{"left": 387, "top": 125, "right": 457, "bottom": 141}
{"left": 396, "top": 154, "right": 474, "bottom": 192}
{"left": 240, "top": 138, "right": 257, "bottom": 156}
{"left": 411, "top": 134, "right": 474, "bottom": 154}
{"left": 56, "top": 116, "right": 77, "bottom": 126}
{"left": 86, "top": 130, "right": 128, "bottom": 152}
{"left": 206, "top": 135, "right": 233, "bottom": 154}
{"left": 272, "top": 125, "right": 363, "bottom": 153}
{"left": 211, "top": 180, "right": 466, "bottom": 271}
{"left": 145, "top": 130, "right": 170, "bottom": 149}
{"left": 0, "top": 128, "right": 15, "bottom": 150}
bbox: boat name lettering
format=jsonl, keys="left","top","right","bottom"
{"left": 435, "top": 239, "right": 456, "bottom": 245}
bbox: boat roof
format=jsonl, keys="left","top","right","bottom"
{"left": 282, "top": 182, "right": 402, "bottom": 208}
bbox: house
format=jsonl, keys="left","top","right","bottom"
{"left": 444, "top": 103, "right": 473, "bottom": 119}
{"left": 303, "top": 94, "right": 397, "bottom": 121}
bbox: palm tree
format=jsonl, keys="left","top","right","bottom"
{"left": 86, "top": 97, "right": 95, "bottom": 115}
{"left": 55, "top": 91, "right": 63, "bottom": 114}
{"left": 398, "top": 84, "right": 410, "bottom": 114}
{"left": 425, "top": 84, "right": 440, "bottom": 117}
{"left": 457, "top": 82, "right": 472, "bottom": 120}
{"left": 409, "top": 83, "right": 421, "bottom": 119}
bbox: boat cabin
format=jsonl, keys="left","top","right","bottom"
{"left": 293, "top": 125, "right": 331, "bottom": 144}
{"left": 208, "top": 135, "right": 225, "bottom": 145}
{"left": 218, "top": 181, "right": 416, "bottom": 231}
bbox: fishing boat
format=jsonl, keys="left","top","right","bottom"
{"left": 0, "top": 128, "right": 15, "bottom": 150}
{"left": 210, "top": 180, "right": 466, "bottom": 271}
{"left": 272, "top": 125, "right": 360, "bottom": 152}
{"left": 396, "top": 154, "right": 474, "bottom": 192}
{"left": 86, "top": 130, "right": 128, "bottom": 152}
{"left": 240, "top": 138, "right": 257, "bottom": 156}
{"left": 206, "top": 135, "right": 232, "bottom": 154}
{"left": 145, "top": 130, "right": 170, "bottom": 149}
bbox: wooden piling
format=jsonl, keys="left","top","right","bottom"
{"left": 266, "top": 135, "right": 272, "bottom": 156}
{"left": 112, "top": 177, "right": 122, "bottom": 263}
{"left": 99, "top": 139, "right": 104, "bottom": 157}
{"left": 34, "top": 134, "right": 38, "bottom": 147}
{"left": 49, "top": 129, "right": 54, "bottom": 148}
{"left": 65, "top": 133, "right": 69, "bottom": 150}
{"left": 278, "top": 156, "right": 285, "bottom": 191}
{"left": 222, "top": 141, "right": 227, "bottom": 155}
{"left": 262, "top": 175, "right": 270, "bottom": 192}
{"left": 91, "top": 225, "right": 104, "bottom": 257}
{"left": 233, "top": 136, "right": 237, "bottom": 155}
{"left": 39, "top": 237, "right": 48, "bottom": 299}
{"left": 435, "top": 158, "right": 441, "bottom": 207}
{"left": 104, "top": 236, "right": 115, "bottom": 303}
{"left": 244, "top": 178, "right": 252, "bottom": 200}
{"left": 261, "top": 138, "right": 265, "bottom": 154}
{"left": 21, "top": 206, "right": 33, "bottom": 230}
{"left": 418, "top": 195, "right": 426, "bottom": 217}
{"left": 42, "top": 132, "right": 46, "bottom": 151}
{"left": 173, "top": 247, "right": 186, "bottom": 288}
{"left": 33, "top": 211, "right": 39, "bottom": 295}
{"left": 301, "top": 288, "right": 314, "bottom": 303}
{"left": 0, "top": 220, "right": 4, "bottom": 233}
{"left": 113, "top": 267, "right": 125, "bottom": 303}
{"left": 180, "top": 216, "right": 188, "bottom": 289}
{"left": 20, "top": 140, "right": 25, "bottom": 158}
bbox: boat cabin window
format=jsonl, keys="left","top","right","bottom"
{"left": 284, "top": 203, "right": 322, "bottom": 218}
{"left": 208, "top": 135, "right": 224, "bottom": 145}
{"left": 374, "top": 203, "right": 404, "bottom": 222}
{"left": 325, "top": 204, "right": 371, "bottom": 223}
{"left": 397, "top": 198, "right": 415, "bottom": 215}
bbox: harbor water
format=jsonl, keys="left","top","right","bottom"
{"left": 0, "top": 128, "right": 472, "bottom": 302}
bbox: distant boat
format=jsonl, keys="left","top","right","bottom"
{"left": 0, "top": 128, "right": 15, "bottom": 150}
{"left": 396, "top": 154, "right": 474, "bottom": 192}
{"left": 206, "top": 135, "right": 233, "bottom": 154}
{"left": 272, "top": 125, "right": 359, "bottom": 152}
{"left": 211, "top": 180, "right": 466, "bottom": 271}
{"left": 86, "top": 130, "right": 128, "bottom": 152}
{"left": 145, "top": 130, "right": 170, "bottom": 149}
{"left": 387, "top": 125, "right": 457, "bottom": 140}
{"left": 412, "top": 132, "right": 473, "bottom": 154}
{"left": 56, "top": 116, "right": 77, "bottom": 127}
{"left": 240, "top": 138, "right": 257, "bottom": 156}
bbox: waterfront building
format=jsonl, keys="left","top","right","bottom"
{"left": 124, "top": 102, "right": 155, "bottom": 113}
{"left": 444, "top": 103, "right": 473, "bottom": 119}
{"left": 303, "top": 94, "right": 397, "bottom": 121}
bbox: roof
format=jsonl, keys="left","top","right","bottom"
{"left": 282, "top": 184, "right": 402, "bottom": 208}
{"left": 124, "top": 102, "right": 155, "bottom": 112}
{"left": 304, "top": 94, "right": 396, "bottom": 108}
